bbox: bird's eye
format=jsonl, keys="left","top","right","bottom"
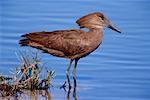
{"left": 99, "top": 15, "right": 104, "bottom": 20}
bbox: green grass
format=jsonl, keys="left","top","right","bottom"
{"left": 0, "top": 50, "right": 54, "bottom": 97}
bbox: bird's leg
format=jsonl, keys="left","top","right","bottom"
{"left": 72, "top": 59, "right": 79, "bottom": 86}
{"left": 60, "top": 59, "right": 73, "bottom": 90}
{"left": 66, "top": 59, "right": 74, "bottom": 89}
{"left": 72, "top": 59, "right": 79, "bottom": 98}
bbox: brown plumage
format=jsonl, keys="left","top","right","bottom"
{"left": 19, "top": 12, "right": 121, "bottom": 89}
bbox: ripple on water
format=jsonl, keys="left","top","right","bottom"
{"left": 1, "top": 0, "right": 150, "bottom": 100}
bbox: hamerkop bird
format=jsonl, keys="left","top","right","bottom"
{"left": 19, "top": 12, "right": 121, "bottom": 89}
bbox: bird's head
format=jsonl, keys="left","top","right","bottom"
{"left": 76, "top": 12, "right": 121, "bottom": 33}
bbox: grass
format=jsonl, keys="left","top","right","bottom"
{"left": 0, "top": 50, "right": 54, "bottom": 97}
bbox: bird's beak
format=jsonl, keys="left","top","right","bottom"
{"left": 108, "top": 23, "right": 121, "bottom": 33}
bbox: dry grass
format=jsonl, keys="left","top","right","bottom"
{"left": 0, "top": 50, "right": 54, "bottom": 97}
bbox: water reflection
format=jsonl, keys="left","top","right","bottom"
{"left": 25, "top": 90, "right": 51, "bottom": 100}
{"left": 66, "top": 78, "right": 77, "bottom": 100}
{"left": 15, "top": 90, "right": 51, "bottom": 100}
{"left": 0, "top": 86, "right": 78, "bottom": 100}
{"left": 60, "top": 77, "right": 77, "bottom": 100}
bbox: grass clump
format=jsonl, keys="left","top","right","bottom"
{"left": 0, "top": 50, "right": 54, "bottom": 97}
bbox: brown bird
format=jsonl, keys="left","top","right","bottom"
{"left": 19, "top": 12, "right": 121, "bottom": 89}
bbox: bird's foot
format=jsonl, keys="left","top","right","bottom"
{"left": 60, "top": 81, "right": 72, "bottom": 90}
{"left": 60, "top": 81, "right": 67, "bottom": 89}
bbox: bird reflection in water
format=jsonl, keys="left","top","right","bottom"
{"left": 60, "top": 77, "right": 77, "bottom": 100}
{"left": 66, "top": 78, "right": 77, "bottom": 100}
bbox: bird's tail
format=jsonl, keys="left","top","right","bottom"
{"left": 21, "top": 34, "right": 28, "bottom": 37}
{"left": 19, "top": 39, "right": 30, "bottom": 46}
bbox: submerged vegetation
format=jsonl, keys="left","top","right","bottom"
{"left": 0, "top": 50, "right": 54, "bottom": 97}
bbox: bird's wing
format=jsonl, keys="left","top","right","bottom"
{"left": 21, "top": 29, "right": 89, "bottom": 56}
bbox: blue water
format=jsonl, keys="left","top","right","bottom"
{"left": 1, "top": 0, "right": 150, "bottom": 100}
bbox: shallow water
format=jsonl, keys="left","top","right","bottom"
{"left": 1, "top": 0, "right": 150, "bottom": 100}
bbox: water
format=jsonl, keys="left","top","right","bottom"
{"left": 1, "top": 0, "right": 150, "bottom": 100}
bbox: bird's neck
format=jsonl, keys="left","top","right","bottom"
{"left": 88, "top": 28, "right": 103, "bottom": 37}
{"left": 87, "top": 28, "right": 103, "bottom": 43}
{"left": 88, "top": 28, "right": 103, "bottom": 33}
